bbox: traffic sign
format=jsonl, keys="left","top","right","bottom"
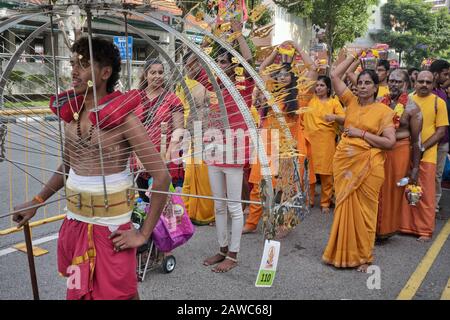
{"left": 113, "top": 36, "right": 133, "bottom": 61}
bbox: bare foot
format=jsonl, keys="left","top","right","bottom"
{"left": 242, "top": 225, "right": 256, "bottom": 234}
{"left": 321, "top": 207, "right": 331, "bottom": 214}
{"left": 203, "top": 251, "right": 227, "bottom": 266}
{"left": 212, "top": 255, "right": 238, "bottom": 273}
{"left": 356, "top": 264, "right": 369, "bottom": 273}
{"left": 417, "top": 236, "right": 431, "bottom": 242}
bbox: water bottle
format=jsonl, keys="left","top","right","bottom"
{"left": 132, "top": 198, "right": 147, "bottom": 228}
{"left": 397, "top": 177, "right": 410, "bottom": 187}
{"left": 145, "top": 177, "right": 154, "bottom": 201}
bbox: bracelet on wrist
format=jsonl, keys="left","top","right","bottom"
{"left": 33, "top": 195, "right": 44, "bottom": 204}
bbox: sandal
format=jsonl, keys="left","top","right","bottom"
{"left": 225, "top": 256, "right": 237, "bottom": 263}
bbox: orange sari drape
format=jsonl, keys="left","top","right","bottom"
{"left": 322, "top": 89, "right": 395, "bottom": 268}
{"left": 245, "top": 101, "right": 313, "bottom": 229}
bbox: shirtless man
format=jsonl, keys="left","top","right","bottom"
{"left": 399, "top": 71, "right": 449, "bottom": 241}
{"left": 376, "top": 69, "right": 422, "bottom": 239}
{"left": 12, "top": 37, "right": 171, "bottom": 300}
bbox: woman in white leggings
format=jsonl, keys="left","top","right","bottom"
{"left": 203, "top": 165, "right": 245, "bottom": 272}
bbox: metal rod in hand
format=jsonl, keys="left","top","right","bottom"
{"left": 131, "top": 187, "right": 306, "bottom": 209}
{"left": 0, "top": 194, "right": 79, "bottom": 220}
{"left": 23, "top": 223, "right": 39, "bottom": 300}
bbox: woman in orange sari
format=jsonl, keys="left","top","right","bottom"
{"left": 322, "top": 50, "right": 396, "bottom": 272}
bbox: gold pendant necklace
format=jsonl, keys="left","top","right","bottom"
{"left": 72, "top": 81, "right": 92, "bottom": 122}
{"left": 73, "top": 103, "right": 86, "bottom": 122}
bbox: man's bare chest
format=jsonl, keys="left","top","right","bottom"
{"left": 65, "top": 121, "right": 128, "bottom": 156}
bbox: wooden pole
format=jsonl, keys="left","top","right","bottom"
{"left": 23, "top": 223, "right": 40, "bottom": 300}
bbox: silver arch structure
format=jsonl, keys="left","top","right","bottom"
{"left": 0, "top": 5, "right": 274, "bottom": 212}
{"left": 0, "top": 2, "right": 278, "bottom": 300}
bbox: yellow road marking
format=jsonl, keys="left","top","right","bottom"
{"left": 397, "top": 219, "right": 450, "bottom": 300}
{"left": 441, "top": 278, "right": 450, "bottom": 300}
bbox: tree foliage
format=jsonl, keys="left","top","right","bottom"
{"left": 273, "top": 0, "right": 314, "bottom": 17}
{"left": 371, "top": 0, "right": 450, "bottom": 67}
{"left": 274, "top": 0, "right": 378, "bottom": 56}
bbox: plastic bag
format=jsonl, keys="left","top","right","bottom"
{"left": 150, "top": 184, "right": 195, "bottom": 252}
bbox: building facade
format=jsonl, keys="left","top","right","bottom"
{"left": 424, "top": 0, "right": 450, "bottom": 12}
{"left": 0, "top": 1, "right": 180, "bottom": 94}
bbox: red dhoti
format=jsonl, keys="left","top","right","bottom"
{"left": 58, "top": 218, "right": 137, "bottom": 300}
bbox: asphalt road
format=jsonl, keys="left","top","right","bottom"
{"left": 0, "top": 122, "right": 449, "bottom": 300}
{"left": 0, "top": 193, "right": 448, "bottom": 300}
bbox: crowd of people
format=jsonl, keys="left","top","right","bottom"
{"left": 175, "top": 35, "right": 449, "bottom": 274}
{"left": 11, "top": 24, "right": 450, "bottom": 298}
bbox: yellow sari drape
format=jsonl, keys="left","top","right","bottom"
{"left": 322, "top": 89, "right": 395, "bottom": 268}
{"left": 182, "top": 161, "right": 215, "bottom": 225}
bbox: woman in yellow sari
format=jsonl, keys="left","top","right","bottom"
{"left": 177, "top": 52, "right": 215, "bottom": 225}
{"left": 322, "top": 50, "right": 396, "bottom": 272}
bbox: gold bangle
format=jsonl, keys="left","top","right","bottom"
{"left": 33, "top": 195, "right": 44, "bottom": 204}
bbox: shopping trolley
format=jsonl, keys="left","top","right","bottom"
{"left": 132, "top": 198, "right": 177, "bottom": 282}
{"left": 136, "top": 238, "right": 176, "bottom": 282}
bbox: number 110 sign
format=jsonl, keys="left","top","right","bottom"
{"left": 255, "top": 240, "right": 280, "bottom": 287}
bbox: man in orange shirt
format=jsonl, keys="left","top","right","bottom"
{"left": 399, "top": 71, "right": 449, "bottom": 241}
